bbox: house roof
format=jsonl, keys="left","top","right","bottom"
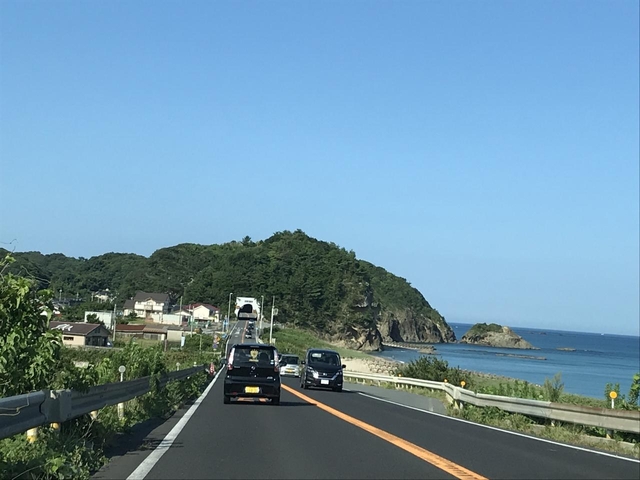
{"left": 172, "top": 306, "right": 191, "bottom": 314}
{"left": 186, "top": 303, "right": 220, "bottom": 312}
{"left": 165, "top": 324, "right": 186, "bottom": 331}
{"left": 197, "top": 303, "right": 220, "bottom": 311}
{"left": 50, "top": 321, "right": 104, "bottom": 336}
{"left": 116, "top": 324, "right": 145, "bottom": 332}
{"left": 144, "top": 326, "right": 168, "bottom": 334}
{"left": 133, "top": 291, "right": 170, "bottom": 303}
{"left": 123, "top": 299, "right": 135, "bottom": 309}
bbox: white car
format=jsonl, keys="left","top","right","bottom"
{"left": 278, "top": 354, "right": 301, "bottom": 377}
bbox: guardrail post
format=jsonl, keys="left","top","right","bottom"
{"left": 26, "top": 427, "right": 38, "bottom": 443}
{"left": 50, "top": 422, "right": 61, "bottom": 434}
{"left": 90, "top": 410, "right": 99, "bottom": 421}
{"left": 42, "top": 389, "right": 72, "bottom": 425}
{"left": 118, "top": 402, "right": 125, "bottom": 420}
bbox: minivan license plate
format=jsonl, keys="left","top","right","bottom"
{"left": 245, "top": 386, "right": 259, "bottom": 394}
{"left": 320, "top": 380, "right": 329, "bottom": 385}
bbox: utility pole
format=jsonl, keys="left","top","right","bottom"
{"left": 260, "top": 295, "right": 264, "bottom": 332}
{"left": 227, "top": 292, "right": 233, "bottom": 334}
{"left": 269, "top": 296, "right": 275, "bottom": 344}
{"left": 112, "top": 302, "right": 117, "bottom": 345}
{"left": 190, "top": 303, "right": 194, "bottom": 335}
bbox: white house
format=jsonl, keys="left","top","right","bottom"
{"left": 123, "top": 291, "right": 170, "bottom": 318}
{"left": 191, "top": 303, "right": 220, "bottom": 322}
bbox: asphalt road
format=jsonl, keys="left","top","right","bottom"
{"left": 93, "top": 323, "right": 640, "bottom": 480}
{"left": 223, "top": 320, "right": 246, "bottom": 357}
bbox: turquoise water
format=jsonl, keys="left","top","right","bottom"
{"left": 373, "top": 323, "right": 640, "bottom": 399}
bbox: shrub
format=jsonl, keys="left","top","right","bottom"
{"left": 543, "top": 373, "right": 564, "bottom": 402}
{"left": 397, "top": 356, "right": 469, "bottom": 388}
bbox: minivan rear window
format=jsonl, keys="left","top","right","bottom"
{"left": 231, "top": 346, "right": 275, "bottom": 366}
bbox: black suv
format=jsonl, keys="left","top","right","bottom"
{"left": 300, "top": 349, "right": 345, "bottom": 392}
{"left": 224, "top": 344, "right": 281, "bottom": 404}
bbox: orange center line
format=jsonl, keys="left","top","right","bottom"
{"left": 282, "top": 384, "right": 488, "bottom": 480}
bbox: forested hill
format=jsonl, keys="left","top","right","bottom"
{"left": 3, "top": 230, "right": 455, "bottom": 350}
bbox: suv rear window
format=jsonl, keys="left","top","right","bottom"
{"left": 281, "top": 355, "right": 299, "bottom": 365}
{"left": 231, "top": 346, "right": 276, "bottom": 367}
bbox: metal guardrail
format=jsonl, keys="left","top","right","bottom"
{"left": 0, "top": 391, "right": 47, "bottom": 439}
{"left": 343, "top": 371, "right": 640, "bottom": 434}
{"left": 0, "top": 365, "right": 207, "bottom": 440}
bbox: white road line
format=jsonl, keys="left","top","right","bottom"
{"left": 127, "top": 370, "right": 223, "bottom": 480}
{"left": 356, "top": 392, "right": 640, "bottom": 464}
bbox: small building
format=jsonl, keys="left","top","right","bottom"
{"left": 165, "top": 325, "right": 185, "bottom": 343}
{"left": 123, "top": 291, "right": 171, "bottom": 318}
{"left": 114, "top": 324, "right": 145, "bottom": 339}
{"left": 50, "top": 321, "right": 111, "bottom": 347}
{"left": 115, "top": 323, "right": 169, "bottom": 342}
{"left": 183, "top": 303, "right": 220, "bottom": 324}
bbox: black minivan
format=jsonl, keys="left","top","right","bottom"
{"left": 300, "top": 348, "right": 345, "bottom": 392}
{"left": 224, "top": 344, "right": 281, "bottom": 404}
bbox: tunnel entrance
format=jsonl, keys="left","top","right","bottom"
{"left": 239, "top": 304, "right": 253, "bottom": 314}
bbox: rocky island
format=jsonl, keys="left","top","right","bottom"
{"left": 460, "top": 323, "right": 538, "bottom": 350}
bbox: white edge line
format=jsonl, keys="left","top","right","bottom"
{"left": 127, "top": 369, "right": 224, "bottom": 480}
{"left": 356, "top": 391, "right": 640, "bottom": 464}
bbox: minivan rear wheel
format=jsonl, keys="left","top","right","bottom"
{"left": 272, "top": 396, "right": 280, "bottom": 405}
{"left": 223, "top": 395, "right": 230, "bottom": 404}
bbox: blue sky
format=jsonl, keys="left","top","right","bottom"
{"left": 1, "top": 1, "right": 638, "bottom": 336}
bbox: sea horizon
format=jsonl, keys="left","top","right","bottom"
{"left": 376, "top": 321, "right": 640, "bottom": 398}
{"left": 447, "top": 320, "right": 640, "bottom": 339}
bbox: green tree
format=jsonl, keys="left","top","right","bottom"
{"left": 0, "top": 254, "right": 62, "bottom": 397}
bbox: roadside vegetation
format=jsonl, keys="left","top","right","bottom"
{"left": 268, "top": 325, "right": 372, "bottom": 359}
{"left": 0, "top": 254, "right": 213, "bottom": 479}
{"left": 391, "top": 356, "right": 640, "bottom": 457}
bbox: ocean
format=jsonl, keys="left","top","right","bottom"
{"left": 373, "top": 322, "right": 640, "bottom": 399}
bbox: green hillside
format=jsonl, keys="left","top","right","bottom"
{"left": 3, "top": 230, "right": 455, "bottom": 348}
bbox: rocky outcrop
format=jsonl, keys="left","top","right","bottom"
{"left": 330, "top": 325, "right": 383, "bottom": 351}
{"left": 460, "top": 323, "right": 538, "bottom": 349}
{"left": 377, "top": 309, "right": 456, "bottom": 344}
